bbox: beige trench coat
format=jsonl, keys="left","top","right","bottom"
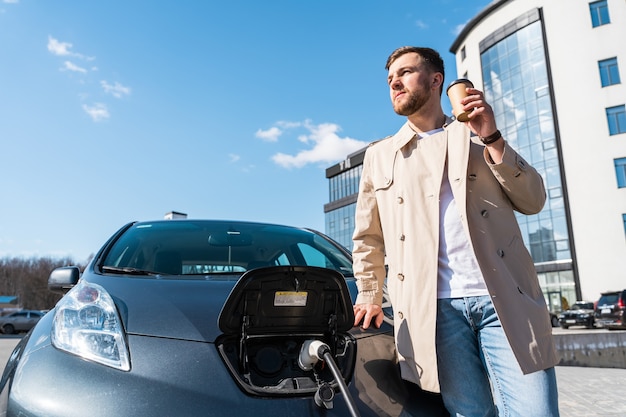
{"left": 352, "top": 119, "right": 559, "bottom": 393}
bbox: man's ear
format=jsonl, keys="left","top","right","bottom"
{"left": 433, "top": 72, "right": 443, "bottom": 90}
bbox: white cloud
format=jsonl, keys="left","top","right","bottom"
{"left": 62, "top": 60, "right": 87, "bottom": 73}
{"left": 255, "top": 126, "right": 282, "bottom": 142}
{"left": 101, "top": 80, "right": 131, "bottom": 98}
{"left": 82, "top": 103, "right": 109, "bottom": 122}
{"left": 2, "top": 0, "right": 19, "bottom": 3}
{"left": 268, "top": 120, "right": 368, "bottom": 169}
{"left": 415, "top": 20, "right": 428, "bottom": 30}
{"left": 229, "top": 153, "right": 240, "bottom": 163}
{"left": 47, "top": 36, "right": 76, "bottom": 56}
{"left": 454, "top": 20, "right": 469, "bottom": 36}
{"left": 47, "top": 35, "right": 93, "bottom": 60}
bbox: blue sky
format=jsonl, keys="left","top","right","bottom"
{"left": 0, "top": 0, "right": 491, "bottom": 263}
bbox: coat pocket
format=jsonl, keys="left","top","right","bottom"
{"left": 504, "top": 235, "right": 543, "bottom": 300}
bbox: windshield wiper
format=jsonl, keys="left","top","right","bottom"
{"left": 101, "top": 265, "right": 161, "bottom": 276}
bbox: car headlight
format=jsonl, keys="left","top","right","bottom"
{"left": 51, "top": 280, "right": 130, "bottom": 371}
{"left": 579, "top": 314, "right": 589, "bottom": 318}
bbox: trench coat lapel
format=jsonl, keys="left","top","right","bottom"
{"left": 392, "top": 122, "right": 418, "bottom": 152}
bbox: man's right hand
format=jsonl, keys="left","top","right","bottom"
{"left": 353, "top": 303, "right": 384, "bottom": 329}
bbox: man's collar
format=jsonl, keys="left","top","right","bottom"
{"left": 392, "top": 116, "right": 454, "bottom": 151}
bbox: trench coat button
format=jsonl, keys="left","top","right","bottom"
{"left": 398, "top": 311, "right": 404, "bottom": 320}
{"left": 497, "top": 249, "right": 505, "bottom": 257}
{"left": 517, "top": 159, "right": 527, "bottom": 170}
{"left": 397, "top": 196, "right": 404, "bottom": 204}
{"left": 397, "top": 273, "right": 404, "bottom": 281}
{"left": 481, "top": 209, "right": 489, "bottom": 218}
{"left": 399, "top": 234, "right": 405, "bottom": 241}
{"left": 468, "top": 174, "right": 477, "bottom": 181}
{"left": 513, "top": 171, "right": 521, "bottom": 177}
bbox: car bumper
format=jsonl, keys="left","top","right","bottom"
{"left": 4, "top": 334, "right": 370, "bottom": 417}
{"left": 595, "top": 319, "right": 625, "bottom": 329}
{"left": 559, "top": 318, "right": 592, "bottom": 325}
{"left": 2, "top": 320, "right": 445, "bottom": 417}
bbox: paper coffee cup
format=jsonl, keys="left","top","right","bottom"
{"left": 446, "top": 79, "right": 474, "bottom": 122}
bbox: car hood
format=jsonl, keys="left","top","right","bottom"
{"left": 563, "top": 308, "right": 594, "bottom": 314}
{"left": 86, "top": 273, "right": 240, "bottom": 342}
{"left": 83, "top": 267, "right": 357, "bottom": 343}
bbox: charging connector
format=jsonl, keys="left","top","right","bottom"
{"left": 298, "top": 340, "right": 330, "bottom": 371}
{"left": 298, "top": 339, "right": 361, "bottom": 417}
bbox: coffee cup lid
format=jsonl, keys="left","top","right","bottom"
{"left": 446, "top": 78, "right": 474, "bottom": 94}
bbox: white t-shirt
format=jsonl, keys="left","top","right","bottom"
{"left": 416, "top": 127, "right": 489, "bottom": 298}
{"left": 436, "top": 164, "right": 489, "bottom": 298}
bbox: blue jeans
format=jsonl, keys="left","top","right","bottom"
{"left": 435, "top": 296, "right": 559, "bottom": 417}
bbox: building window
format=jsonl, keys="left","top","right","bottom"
{"left": 460, "top": 46, "right": 466, "bottom": 61}
{"left": 623, "top": 214, "right": 626, "bottom": 236}
{"left": 589, "top": 0, "right": 610, "bottom": 27}
{"left": 615, "top": 158, "right": 626, "bottom": 188}
{"left": 606, "top": 105, "right": 626, "bottom": 135}
{"left": 599, "top": 57, "right": 621, "bottom": 87}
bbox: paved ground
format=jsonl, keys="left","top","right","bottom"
{"left": 555, "top": 366, "right": 625, "bottom": 416}
{"left": 0, "top": 336, "right": 623, "bottom": 416}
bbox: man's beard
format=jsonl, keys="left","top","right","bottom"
{"left": 392, "top": 82, "right": 432, "bottom": 116}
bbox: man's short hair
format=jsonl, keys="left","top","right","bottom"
{"left": 385, "top": 46, "right": 445, "bottom": 94}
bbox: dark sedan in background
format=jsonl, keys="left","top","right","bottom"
{"left": 0, "top": 219, "right": 447, "bottom": 417}
{"left": 557, "top": 301, "right": 596, "bottom": 329}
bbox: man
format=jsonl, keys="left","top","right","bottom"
{"left": 352, "top": 46, "right": 559, "bottom": 416}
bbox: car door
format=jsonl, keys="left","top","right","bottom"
{"left": 8, "top": 312, "right": 28, "bottom": 332}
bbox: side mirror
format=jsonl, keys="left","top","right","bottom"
{"left": 48, "top": 266, "right": 81, "bottom": 294}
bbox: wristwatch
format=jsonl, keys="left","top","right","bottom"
{"left": 479, "top": 129, "right": 502, "bottom": 145}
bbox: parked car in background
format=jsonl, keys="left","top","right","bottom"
{"left": 595, "top": 290, "right": 626, "bottom": 330}
{"left": 557, "top": 301, "right": 595, "bottom": 329}
{"left": 0, "top": 219, "right": 447, "bottom": 417}
{"left": 0, "top": 310, "right": 46, "bottom": 334}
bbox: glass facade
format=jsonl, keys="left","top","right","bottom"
{"left": 480, "top": 18, "right": 576, "bottom": 311}
{"left": 329, "top": 165, "right": 362, "bottom": 202}
{"left": 325, "top": 202, "right": 357, "bottom": 250}
{"left": 325, "top": 162, "right": 362, "bottom": 250}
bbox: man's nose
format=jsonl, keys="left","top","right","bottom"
{"left": 390, "top": 78, "right": 402, "bottom": 90}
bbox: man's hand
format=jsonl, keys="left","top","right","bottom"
{"left": 462, "top": 87, "right": 498, "bottom": 138}
{"left": 353, "top": 303, "right": 384, "bottom": 329}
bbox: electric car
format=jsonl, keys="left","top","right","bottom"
{"left": 0, "top": 219, "right": 447, "bottom": 417}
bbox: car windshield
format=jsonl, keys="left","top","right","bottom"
{"left": 100, "top": 220, "right": 353, "bottom": 278}
{"left": 598, "top": 294, "right": 619, "bottom": 306}
{"left": 571, "top": 302, "right": 594, "bottom": 310}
